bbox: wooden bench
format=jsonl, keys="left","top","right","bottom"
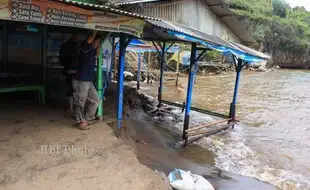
{"left": 0, "top": 85, "right": 45, "bottom": 104}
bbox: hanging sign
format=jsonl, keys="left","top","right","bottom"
{"left": 0, "top": 0, "right": 145, "bottom": 37}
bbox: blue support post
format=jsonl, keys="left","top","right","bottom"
{"left": 229, "top": 58, "right": 243, "bottom": 126}
{"left": 158, "top": 42, "right": 166, "bottom": 107}
{"left": 117, "top": 35, "right": 127, "bottom": 133}
{"left": 137, "top": 52, "right": 141, "bottom": 90}
{"left": 183, "top": 43, "right": 197, "bottom": 145}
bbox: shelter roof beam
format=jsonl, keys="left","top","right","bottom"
{"left": 195, "top": 49, "right": 208, "bottom": 63}
{"left": 165, "top": 41, "right": 176, "bottom": 53}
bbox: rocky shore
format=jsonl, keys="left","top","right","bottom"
{"left": 123, "top": 61, "right": 276, "bottom": 82}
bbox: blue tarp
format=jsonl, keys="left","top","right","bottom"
{"left": 116, "top": 39, "right": 179, "bottom": 53}
{"left": 167, "top": 31, "right": 265, "bottom": 63}
{"left": 117, "top": 33, "right": 266, "bottom": 63}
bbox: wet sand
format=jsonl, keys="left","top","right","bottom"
{"left": 0, "top": 105, "right": 168, "bottom": 190}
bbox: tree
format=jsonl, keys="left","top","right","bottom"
{"left": 226, "top": 0, "right": 310, "bottom": 67}
{"left": 272, "top": 0, "right": 289, "bottom": 18}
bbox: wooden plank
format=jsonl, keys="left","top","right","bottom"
{"left": 186, "top": 118, "right": 231, "bottom": 133}
{"left": 186, "top": 122, "right": 235, "bottom": 137}
{"left": 180, "top": 123, "right": 235, "bottom": 146}
{"left": 161, "top": 100, "right": 230, "bottom": 119}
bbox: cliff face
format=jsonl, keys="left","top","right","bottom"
{"left": 226, "top": 0, "right": 310, "bottom": 68}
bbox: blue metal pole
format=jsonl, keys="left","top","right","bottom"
{"left": 137, "top": 52, "right": 141, "bottom": 90}
{"left": 158, "top": 42, "right": 166, "bottom": 107}
{"left": 117, "top": 35, "right": 126, "bottom": 131}
{"left": 183, "top": 43, "right": 197, "bottom": 145}
{"left": 229, "top": 58, "right": 242, "bottom": 124}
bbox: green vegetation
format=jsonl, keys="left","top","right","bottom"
{"left": 226, "top": 0, "right": 310, "bottom": 68}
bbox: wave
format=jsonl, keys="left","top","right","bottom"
{"left": 157, "top": 107, "right": 310, "bottom": 190}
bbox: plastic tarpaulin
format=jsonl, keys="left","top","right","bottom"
{"left": 169, "top": 51, "right": 191, "bottom": 65}
{"left": 116, "top": 39, "right": 179, "bottom": 53}
{"left": 167, "top": 31, "right": 265, "bottom": 63}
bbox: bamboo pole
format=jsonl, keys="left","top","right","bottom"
{"left": 147, "top": 52, "right": 151, "bottom": 84}
{"left": 176, "top": 51, "right": 180, "bottom": 86}
{"left": 177, "top": 51, "right": 180, "bottom": 72}
{"left": 185, "top": 118, "right": 231, "bottom": 133}
{"left": 114, "top": 48, "right": 117, "bottom": 80}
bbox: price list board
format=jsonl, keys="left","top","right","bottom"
{"left": 11, "top": 0, "right": 43, "bottom": 22}
{"left": 45, "top": 8, "right": 87, "bottom": 28}
{"left": 0, "top": 0, "right": 145, "bottom": 37}
{"left": 10, "top": 0, "right": 87, "bottom": 28}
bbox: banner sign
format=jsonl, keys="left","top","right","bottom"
{"left": 0, "top": 0, "right": 145, "bottom": 37}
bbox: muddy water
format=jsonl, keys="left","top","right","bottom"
{"left": 139, "top": 69, "right": 310, "bottom": 190}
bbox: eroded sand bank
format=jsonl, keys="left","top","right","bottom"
{"left": 0, "top": 105, "right": 168, "bottom": 190}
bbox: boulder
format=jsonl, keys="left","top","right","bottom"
{"left": 251, "top": 60, "right": 267, "bottom": 69}
{"left": 257, "top": 65, "right": 268, "bottom": 72}
{"left": 124, "top": 71, "right": 134, "bottom": 81}
{"left": 200, "top": 69, "right": 206, "bottom": 75}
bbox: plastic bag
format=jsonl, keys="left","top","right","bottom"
{"left": 168, "top": 169, "right": 214, "bottom": 190}
{"left": 192, "top": 173, "right": 215, "bottom": 190}
{"left": 168, "top": 169, "right": 195, "bottom": 190}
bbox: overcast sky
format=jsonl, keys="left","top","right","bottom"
{"left": 286, "top": 0, "right": 310, "bottom": 10}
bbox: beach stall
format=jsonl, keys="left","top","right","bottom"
{"left": 0, "top": 0, "right": 150, "bottom": 119}
{"left": 0, "top": 0, "right": 270, "bottom": 145}
{"left": 133, "top": 20, "right": 271, "bottom": 146}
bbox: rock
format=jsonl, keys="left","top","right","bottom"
{"left": 251, "top": 60, "right": 267, "bottom": 69}
{"left": 215, "top": 70, "right": 221, "bottom": 75}
{"left": 201, "top": 69, "right": 206, "bottom": 75}
{"left": 249, "top": 68, "right": 256, "bottom": 72}
{"left": 124, "top": 71, "right": 134, "bottom": 81}
{"left": 257, "top": 65, "right": 268, "bottom": 72}
{"left": 276, "top": 65, "right": 280, "bottom": 69}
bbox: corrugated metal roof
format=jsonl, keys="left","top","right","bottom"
{"left": 53, "top": 0, "right": 268, "bottom": 60}
{"left": 112, "top": 0, "right": 159, "bottom": 5}
{"left": 114, "top": 0, "right": 256, "bottom": 45}
{"left": 147, "top": 19, "right": 237, "bottom": 49}
{"left": 228, "top": 41, "right": 271, "bottom": 60}
{"left": 146, "top": 19, "right": 270, "bottom": 60}
{"left": 55, "top": 0, "right": 161, "bottom": 20}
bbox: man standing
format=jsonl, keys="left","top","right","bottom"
{"left": 72, "top": 30, "right": 101, "bottom": 129}
{"left": 59, "top": 34, "right": 79, "bottom": 115}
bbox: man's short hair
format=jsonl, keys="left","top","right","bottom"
{"left": 94, "top": 34, "right": 102, "bottom": 41}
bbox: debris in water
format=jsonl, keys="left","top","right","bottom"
{"left": 168, "top": 168, "right": 215, "bottom": 190}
